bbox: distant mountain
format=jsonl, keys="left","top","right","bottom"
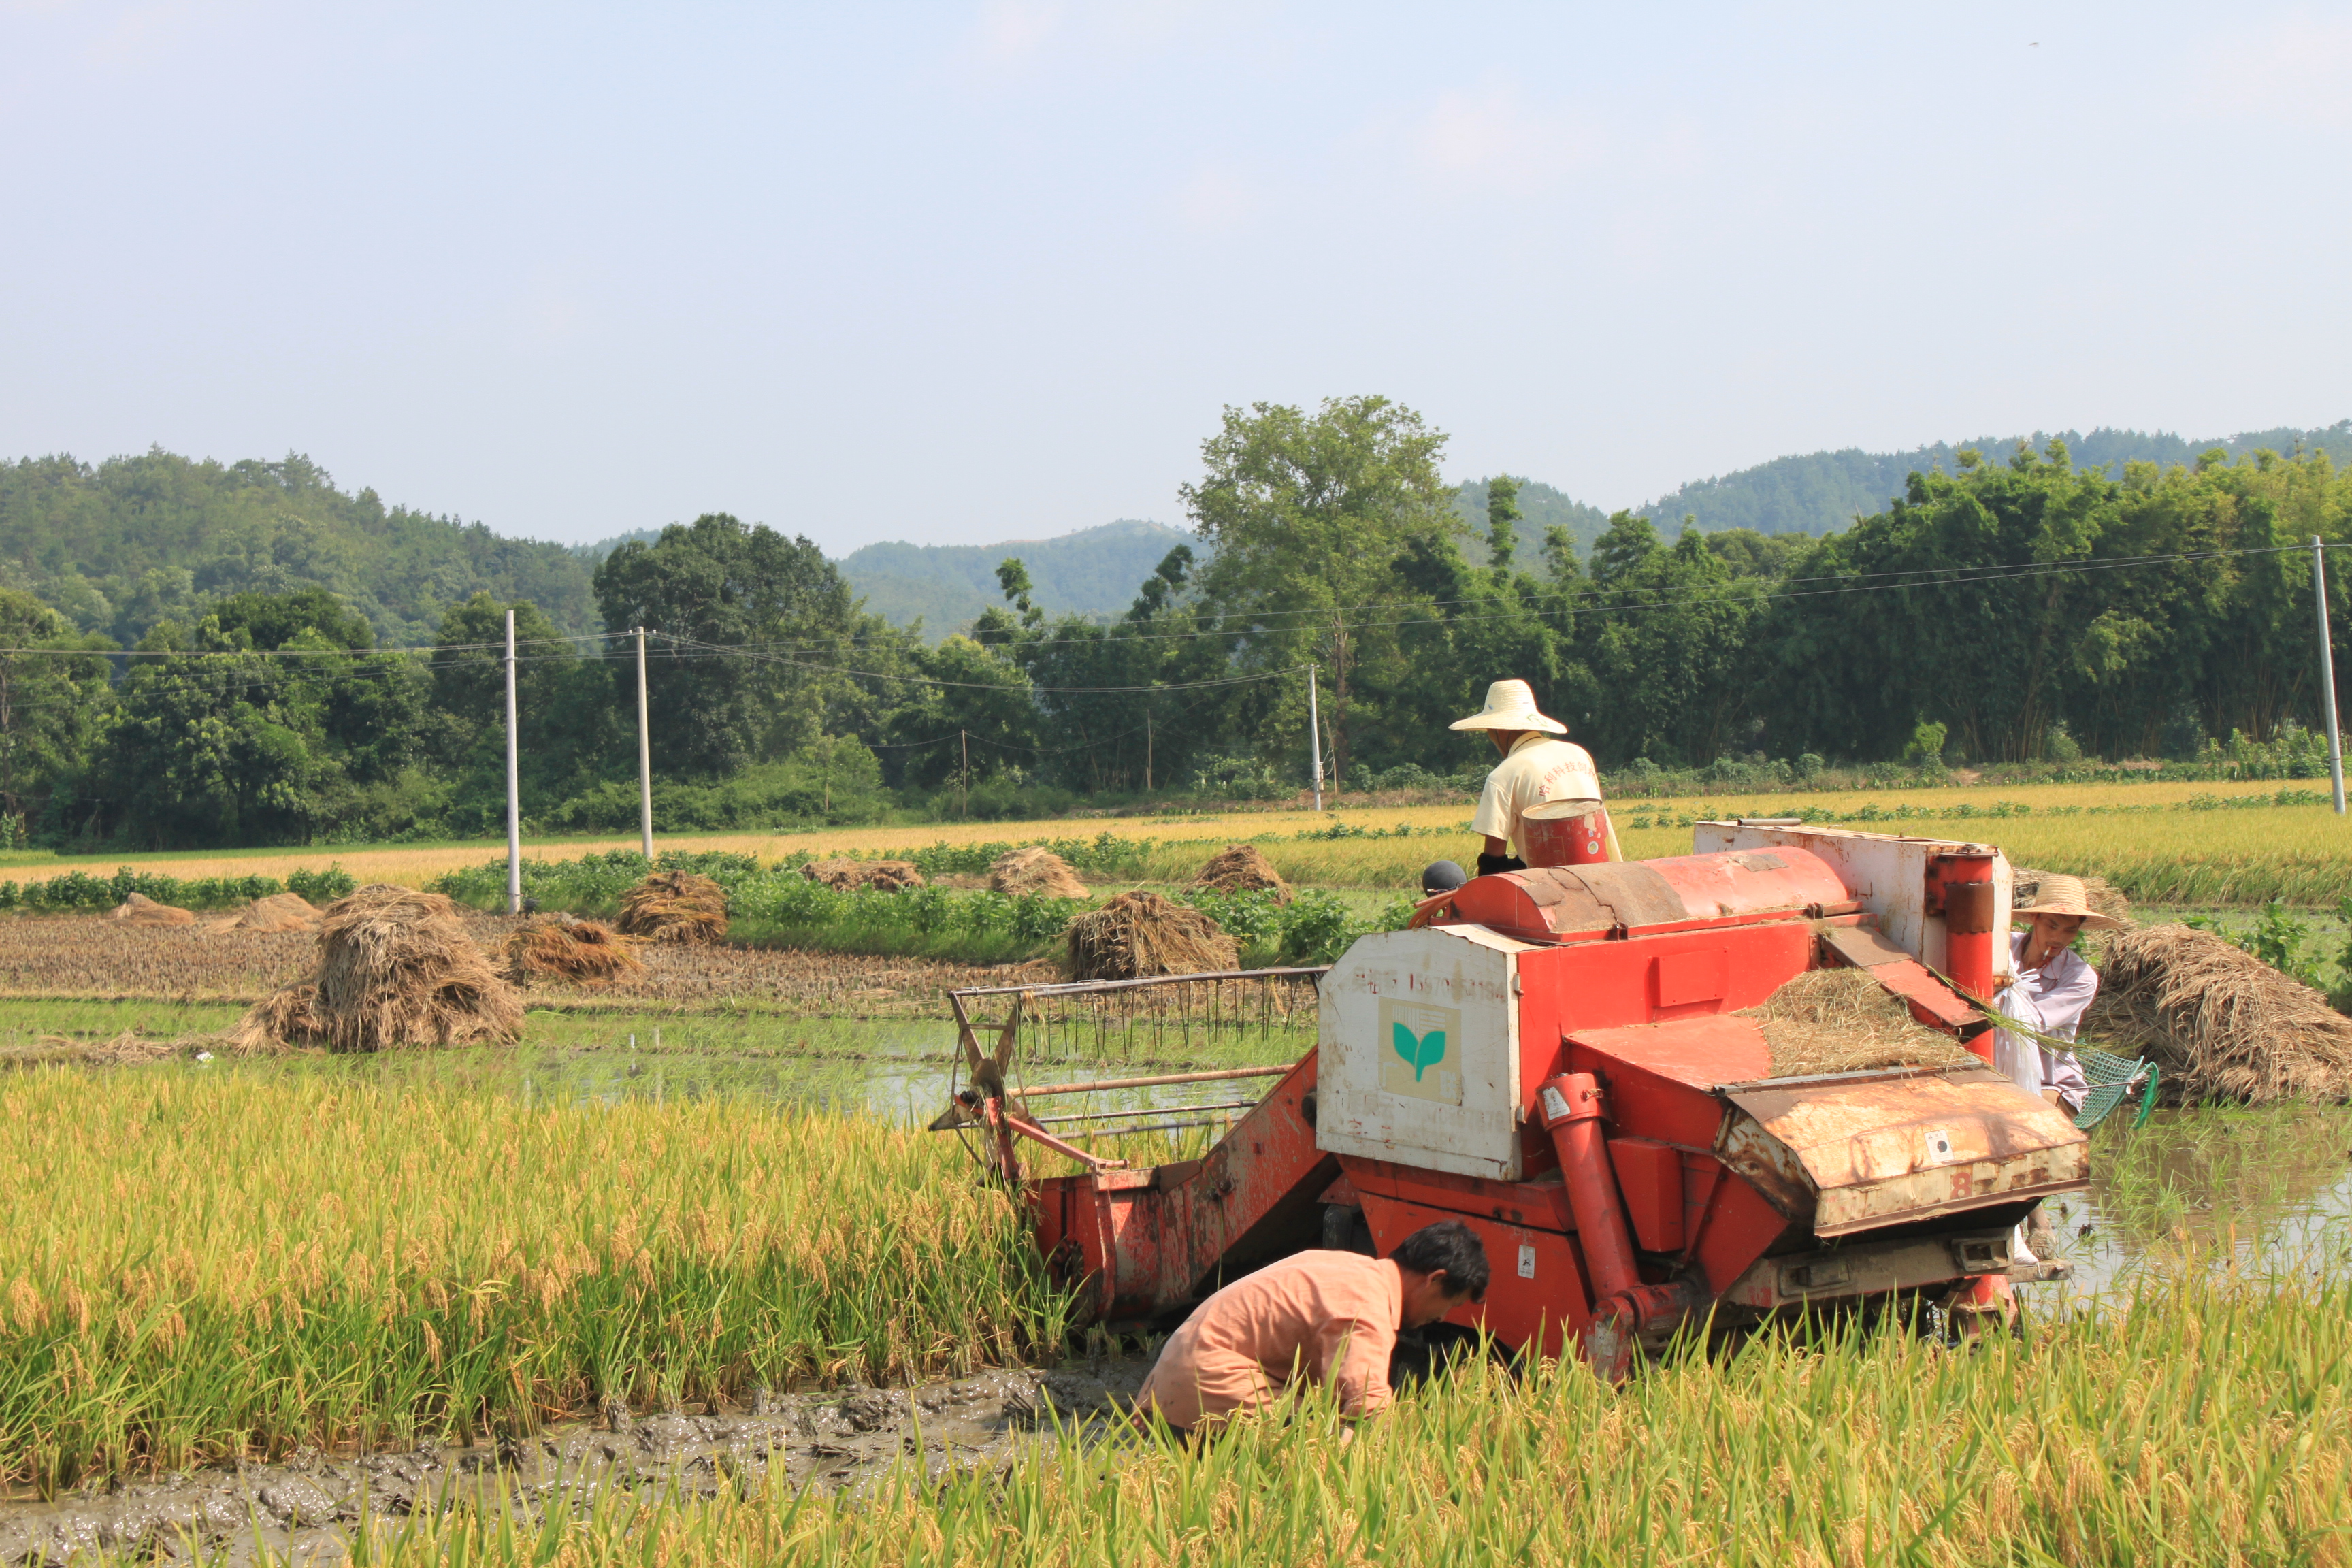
{"left": 1633, "top": 421, "right": 2352, "bottom": 538}
{"left": 838, "top": 519, "right": 1196, "bottom": 632}
{"left": 0, "top": 448, "right": 601, "bottom": 647}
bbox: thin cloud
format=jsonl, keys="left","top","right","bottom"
{"left": 2198, "top": 9, "right": 2352, "bottom": 129}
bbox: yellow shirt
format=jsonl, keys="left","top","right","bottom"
{"left": 1471, "top": 733, "right": 1612, "bottom": 858}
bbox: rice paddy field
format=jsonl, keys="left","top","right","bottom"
{"left": 0, "top": 775, "right": 2344, "bottom": 906}
{"left": 1, "top": 774, "right": 2349, "bottom": 1561}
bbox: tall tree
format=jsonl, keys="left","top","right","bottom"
{"left": 592, "top": 514, "right": 882, "bottom": 777}
{"left": 1183, "top": 396, "right": 1460, "bottom": 787}
{"left": 1485, "top": 474, "right": 1522, "bottom": 572}
{"left": 0, "top": 590, "right": 111, "bottom": 830}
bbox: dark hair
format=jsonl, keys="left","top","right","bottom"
{"left": 1389, "top": 1220, "right": 1490, "bottom": 1303}
{"left": 1420, "top": 860, "right": 1467, "bottom": 895}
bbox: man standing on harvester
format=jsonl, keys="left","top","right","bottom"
{"left": 1453, "top": 679, "right": 1619, "bottom": 875}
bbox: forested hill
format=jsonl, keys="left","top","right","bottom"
{"left": 836, "top": 520, "right": 1194, "bottom": 631}
{"left": 1637, "top": 421, "right": 2352, "bottom": 538}
{"left": 0, "top": 450, "right": 604, "bottom": 647}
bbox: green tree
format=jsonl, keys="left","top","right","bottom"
{"left": 1184, "top": 396, "right": 1460, "bottom": 787}
{"left": 592, "top": 514, "right": 892, "bottom": 777}
{"left": 1485, "top": 474, "right": 1521, "bottom": 572}
{"left": 0, "top": 590, "right": 112, "bottom": 828}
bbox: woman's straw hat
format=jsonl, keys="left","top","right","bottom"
{"left": 2013, "top": 872, "right": 2123, "bottom": 932}
{"left": 1449, "top": 679, "right": 1567, "bottom": 734}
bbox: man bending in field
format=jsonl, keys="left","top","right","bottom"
{"left": 1132, "top": 1220, "right": 1489, "bottom": 1437}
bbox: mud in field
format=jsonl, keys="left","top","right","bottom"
{"left": 0, "top": 915, "right": 1055, "bottom": 1017}
{"left": 0, "top": 1362, "right": 1148, "bottom": 1566}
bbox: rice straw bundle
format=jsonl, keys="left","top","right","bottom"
{"left": 108, "top": 893, "right": 193, "bottom": 928}
{"left": 227, "top": 885, "right": 521, "bottom": 1053}
{"left": 802, "top": 858, "right": 927, "bottom": 894}
{"left": 499, "top": 915, "right": 644, "bottom": 986}
{"left": 2085, "top": 922, "right": 2352, "bottom": 1103}
{"left": 206, "top": 892, "right": 322, "bottom": 934}
{"left": 1065, "top": 891, "right": 1239, "bottom": 980}
{"left": 988, "top": 847, "right": 1088, "bottom": 898}
{"left": 617, "top": 871, "right": 730, "bottom": 943}
{"left": 1189, "top": 843, "right": 1292, "bottom": 904}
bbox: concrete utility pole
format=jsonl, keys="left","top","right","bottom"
{"left": 2315, "top": 537, "right": 2345, "bottom": 815}
{"left": 504, "top": 608, "right": 522, "bottom": 914}
{"left": 1307, "top": 663, "right": 1324, "bottom": 812}
{"left": 634, "top": 626, "right": 655, "bottom": 855}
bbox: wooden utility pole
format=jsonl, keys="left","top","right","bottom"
{"left": 2315, "top": 537, "right": 2345, "bottom": 815}
{"left": 634, "top": 626, "right": 655, "bottom": 855}
{"left": 1145, "top": 705, "right": 1154, "bottom": 794}
{"left": 1307, "top": 663, "right": 1324, "bottom": 811}
{"left": 504, "top": 609, "right": 521, "bottom": 914}
{"left": 960, "top": 729, "right": 970, "bottom": 817}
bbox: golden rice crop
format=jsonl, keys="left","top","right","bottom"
{"left": 0, "top": 1064, "right": 1066, "bottom": 1489}
{"left": 324, "top": 1263, "right": 2352, "bottom": 1567}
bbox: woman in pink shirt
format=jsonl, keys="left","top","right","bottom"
{"left": 1132, "top": 1221, "right": 1489, "bottom": 1437}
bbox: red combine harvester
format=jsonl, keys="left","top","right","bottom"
{"left": 942, "top": 822, "right": 2085, "bottom": 1373}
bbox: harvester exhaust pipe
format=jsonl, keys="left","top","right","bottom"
{"left": 1537, "top": 1073, "right": 1702, "bottom": 1378}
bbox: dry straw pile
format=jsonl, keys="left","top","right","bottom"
{"left": 206, "top": 892, "right": 321, "bottom": 934}
{"left": 1066, "top": 890, "right": 1239, "bottom": 980}
{"left": 2088, "top": 922, "right": 2352, "bottom": 1103}
{"left": 617, "top": 870, "right": 729, "bottom": 943}
{"left": 228, "top": 884, "right": 523, "bottom": 1052}
{"left": 107, "top": 892, "right": 193, "bottom": 928}
{"left": 499, "top": 915, "right": 644, "bottom": 987}
{"left": 1190, "top": 843, "right": 1292, "bottom": 904}
{"left": 1740, "top": 966, "right": 1983, "bottom": 1078}
{"left": 988, "top": 846, "right": 1088, "bottom": 898}
{"left": 802, "top": 858, "right": 927, "bottom": 893}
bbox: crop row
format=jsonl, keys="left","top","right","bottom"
{"left": 0, "top": 864, "right": 358, "bottom": 913}
{"left": 0, "top": 1062, "right": 1068, "bottom": 1490}
{"left": 431, "top": 851, "right": 1413, "bottom": 966}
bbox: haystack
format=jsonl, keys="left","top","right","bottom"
{"left": 617, "top": 870, "right": 729, "bottom": 943}
{"left": 227, "top": 885, "right": 522, "bottom": 1053}
{"left": 802, "top": 858, "right": 926, "bottom": 894}
{"left": 108, "top": 892, "right": 194, "bottom": 927}
{"left": 2085, "top": 923, "right": 2352, "bottom": 1103}
{"left": 207, "top": 892, "right": 321, "bottom": 934}
{"left": 1740, "top": 966, "right": 1982, "bottom": 1079}
{"left": 2013, "top": 866, "right": 2132, "bottom": 926}
{"left": 990, "top": 847, "right": 1088, "bottom": 899}
{"left": 499, "top": 915, "right": 644, "bottom": 987}
{"left": 1066, "top": 891, "right": 1239, "bottom": 980}
{"left": 1190, "top": 844, "right": 1292, "bottom": 904}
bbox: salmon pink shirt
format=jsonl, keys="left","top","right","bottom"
{"left": 1134, "top": 1251, "right": 1403, "bottom": 1431}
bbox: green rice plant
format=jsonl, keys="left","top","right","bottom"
{"left": 0, "top": 1064, "right": 1068, "bottom": 1491}
{"left": 314, "top": 1261, "right": 2352, "bottom": 1567}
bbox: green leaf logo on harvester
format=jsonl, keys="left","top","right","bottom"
{"left": 1392, "top": 1022, "right": 1448, "bottom": 1081}
{"left": 1375, "top": 1000, "right": 1464, "bottom": 1105}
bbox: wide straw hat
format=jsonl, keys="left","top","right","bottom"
{"left": 1449, "top": 679, "right": 1567, "bottom": 734}
{"left": 2013, "top": 872, "right": 2123, "bottom": 932}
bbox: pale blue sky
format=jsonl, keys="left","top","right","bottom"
{"left": 4, "top": 1, "right": 2347, "bottom": 554}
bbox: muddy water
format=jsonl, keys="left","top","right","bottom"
{"left": 0, "top": 1362, "right": 1151, "bottom": 1567}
